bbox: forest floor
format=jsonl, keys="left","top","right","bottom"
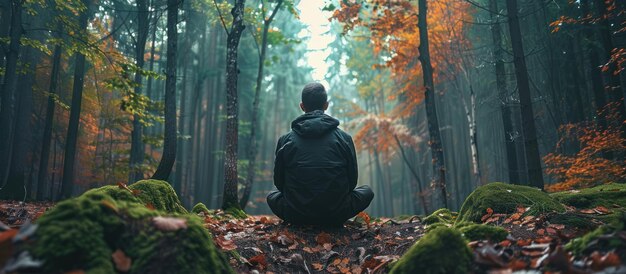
{"left": 1, "top": 200, "right": 625, "bottom": 273}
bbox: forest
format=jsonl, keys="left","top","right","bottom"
{"left": 0, "top": 0, "right": 625, "bottom": 272}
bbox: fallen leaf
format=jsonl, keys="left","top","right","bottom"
{"left": 312, "top": 263, "right": 324, "bottom": 270}
{"left": 215, "top": 236, "right": 238, "bottom": 251}
{"left": 362, "top": 257, "right": 379, "bottom": 269}
{"left": 589, "top": 251, "right": 621, "bottom": 270}
{"left": 117, "top": 182, "right": 132, "bottom": 193}
{"left": 111, "top": 249, "right": 131, "bottom": 272}
{"left": 356, "top": 212, "right": 371, "bottom": 228}
{"left": 145, "top": 203, "right": 155, "bottom": 210}
{"left": 594, "top": 206, "right": 610, "bottom": 214}
{"left": 248, "top": 254, "right": 267, "bottom": 269}
{"left": 152, "top": 216, "right": 187, "bottom": 231}
{"left": 316, "top": 232, "right": 332, "bottom": 245}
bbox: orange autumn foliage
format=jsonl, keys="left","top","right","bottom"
{"left": 332, "top": 0, "right": 473, "bottom": 118}
{"left": 544, "top": 103, "right": 626, "bottom": 191}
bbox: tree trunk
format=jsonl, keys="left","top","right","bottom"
{"left": 579, "top": 0, "right": 607, "bottom": 127}
{"left": 504, "top": 0, "right": 544, "bottom": 189}
{"left": 61, "top": 0, "right": 91, "bottom": 199}
{"left": 0, "top": 0, "right": 11, "bottom": 84}
{"left": 417, "top": 0, "right": 447, "bottom": 208}
{"left": 151, "top": 0, "right": 179, "bottom": 181}
{"left": 462, "top": 86, "right": 480, "bottom": 186}
{"left": 37, "top": 33, "right": 63, "bottom": 200}
{"left": 489, "top": 0, "right": 521, "bottom": 184}
{"left": 240, "top": 0, "right": 283, "bottom": 209}
{"left": 0, "top": 0, "right": 22, "bottom": 199}
{"left": 129, "top": 0, "right": 150, "bottom": 183}
{"left": 221, "top": 0, "right": 247, "bottom": 210}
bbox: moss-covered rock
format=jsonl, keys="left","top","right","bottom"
{"left": 390, "top": 227, "right": 472, "bottom": 274}
{"left": 566, "top": 212, "right": 626, "bottom": 256}
{"left": 192, "top": 202, "right": 210, "bottom": 215}
{"left": 423, "top": 208, "right": 457, "bottom": 225}
{"left": 129, "top": 179, "right": 188, "bottom": 214}
{"left": 458, "top": 182, "right": 565, "bottom": 223}
{"left": 550, "top": 183, "right": 626, "bottom": 209}
{"left": 29, "top": 183, "right": 233, "bottom": 274}
{"left": 458, "top": 223, "right": 509, "bottom": 242}
{"left": 224, "top": 206, "right": 247, "bottom": 219}
{"left": 546, "top": 212, "right": 598, "bottom": 230}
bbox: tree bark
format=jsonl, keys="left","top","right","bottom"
{"left": 221, "top": 0, "right": 247, "bottom": 210}
{"left": 417, "top": 0, "right": 448, "bottom": 208}
{"left": 489, "top": 0, "right": 521, "bottom": 184}
{"left": 151, "top": 0, "right": 179, "bottom": 181}
{"left": 504, "top": 0, "right": 544, "bottom": 189}
{"left": 129, "top": 0, "right": 150, "bottom": 183}
{"left": 61, "top": 0, "right": 91, "bottom": 199}
{"left": 0, "top": 0, "right": 22, "bottom": 199}
{"left": 240, "top": 0, "right": 283, "bottom": 209}
{"left": 37, "top": 31, "right": 63, "bottom": 200}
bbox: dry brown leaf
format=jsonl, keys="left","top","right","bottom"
{"left": 152, "top": 216, "right": 188, "bottom": 231}
{"left": 111, "top": 249, "right": 131, "bottom": 272}
{"left": 594, "top": 206, "right": 610, "bottom": 214}
{"left": 356, "top": 212, "right": 371, "bottom": 228}
{"left": 590, "top": 251, "right": 621, "bottom": 270}
{"left": 215, "top": 236, "right": 238, "bottom": 251}
{"left": 316, "top": 232, "right": 333, "bottom": 245}
{"left": 312, "top": 263, "right": 324, "bottom": 271}
{"left": 248, "top": 254, "right": 267, "bottom": 269}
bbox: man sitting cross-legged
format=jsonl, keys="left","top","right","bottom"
{"left": 267, "top": 82, "right": 374, "bottom": 226}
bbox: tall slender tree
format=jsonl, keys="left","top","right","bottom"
{"left": 0, "top": 0, "right": 22, "bottom": 199}
{"left": 417, "top": 0, "right": 448, "bottom": 208}
{"left": 489, "top": 0, "right": 520, "bottom": 184}
{"left": 222, "top": 0, "right": 247, "bottom": 210}
{"left": 240, "top": 0, "right": 284, "bottom": 209}
{"left": 504, "top": 0, "right": 544, "bottom": 189}
{"left": 37, "top": 32, "right": 63, "bottom": 199}
{"left": 129, "top": 0, "right": 151, "bottom": 183}
{"left": 61, "top": 0, "right": 92, "bottom": 199}
{"left": 151, "top": 0, "right": 179, "bottom": 181}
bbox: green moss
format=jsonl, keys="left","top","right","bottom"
{"left": 423, "top": 208, "right": 457, "bottom": 225}
{"left": 192, "top": 202, "right": 210, "bottom": 215}
{"left": 83, "top": 185, "right": 141, "bottom": 203}
{"left": 565, "top": 212, "right": 626, "bottom": 256}
{"left": 458, "top": 182, "right": 565, "bottom": 223}
{"left": 224, "top": 206, "right": 247, "bottom": 219}
{"left": 458, "top": 224, "right": 509, "bottom": 242}
{"left": 129, "top": 179, "right": 188, "bottom": 214}
{"left": 546, "top": 212, "right": 598, "bottom": 230}
{"left": 30, "top": 184, "right": 233, "bottom": 273}
{"left": 551, "top": 183, "right": 626, "bottom": 208}
{"left": 390, "top": 227, "right": 472, "bottom": 274}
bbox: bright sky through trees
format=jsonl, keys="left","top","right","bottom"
{"left": 297, "top": 0, "right": 332, "bottom": 85}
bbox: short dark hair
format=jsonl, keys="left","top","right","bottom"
{"left": 301, "top": 82, "right": 327, "bottom": 111}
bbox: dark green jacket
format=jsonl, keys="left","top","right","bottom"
{"left": 274, "top": 110, "right": 358, "bottom": 220}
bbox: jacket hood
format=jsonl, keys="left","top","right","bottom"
{"left": 291, "top": 110, "right": 340, "bottom": 138}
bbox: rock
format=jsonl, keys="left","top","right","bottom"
{"left": 422, "top": 208, "right": 456, "bottom": 226}
{"left": 457, "top": 223, "right": 509, "bottom": 242}
{"left": 550, "top": 182, "right": 626, "bottom": 209}
{"left": 28, "top": 180, "right": 233, "bottom": 274}
{"left": 389, "top": 227, "right": 472, "bottom": 274}
{"left": 192, "top": 202, "right": 210, "bottom": 215}
{"left": 457, "top": 182, "right": 565, "bottom": 223}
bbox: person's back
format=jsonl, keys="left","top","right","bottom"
{"left": 267, "top": 83, "right": 374, "bottom": 226}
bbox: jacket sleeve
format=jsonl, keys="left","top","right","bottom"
{"left": 346, "top": 135, "right": 358, "bottom": 190}
{"left": 273, "top": 135, "right": 286, "bottom": 191}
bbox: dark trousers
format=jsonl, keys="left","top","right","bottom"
{"left": 267, "top": 185, "right": 374, "bottom": 226}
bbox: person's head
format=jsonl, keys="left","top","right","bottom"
{"left": 300, "top": 82, "right": 329, "bottom": 113}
